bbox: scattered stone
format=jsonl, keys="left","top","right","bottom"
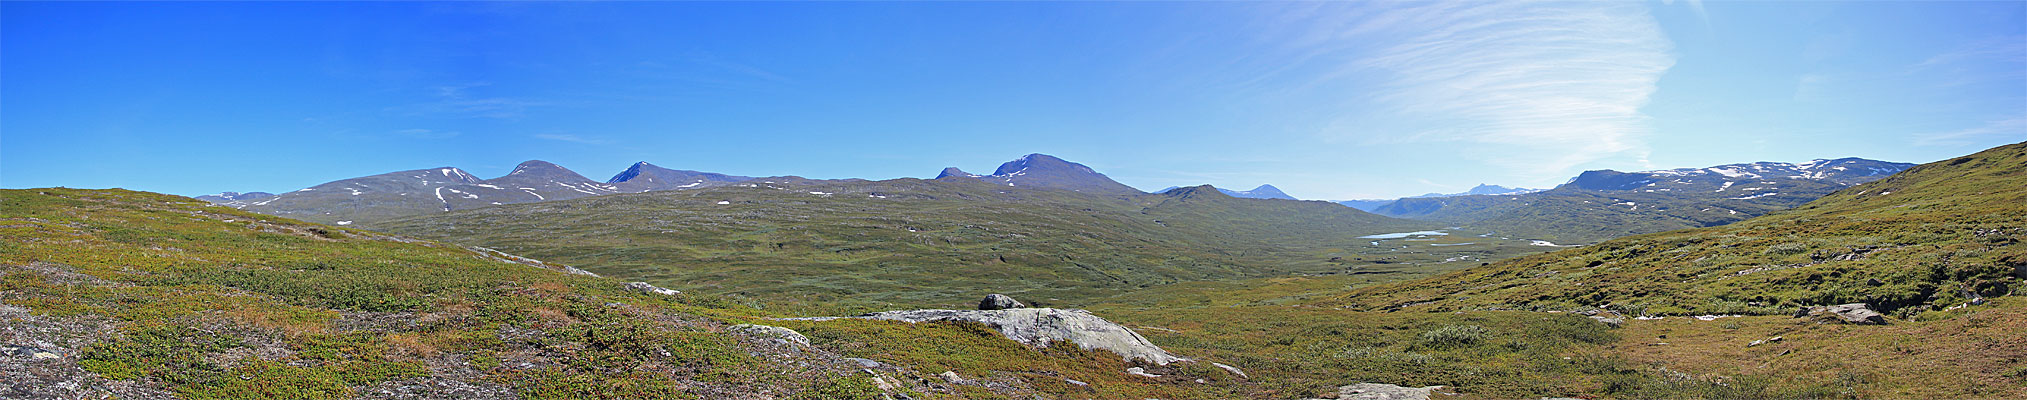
{"left": 623, "top": 282, "right": 680, "bottom": 296}
{"left": 1212, "top": 362, "right": 1248, "bottom": 379}
{"left": 730, "top": 324, "right": 809, "bottom": 346}
{"left": 1126, "top": 367, "right": 1162, "bottom": 378}
{"left": 1304, "top": 382, "right": 1445, "bottom": 400}
{"left": 1795, "top": 303, "right": 1887, "bottom": 325}
{"left": 1748, "top": 336, "right": 1783, "bottom": 347}
{"left": 978, "top": 294, "right": 1025, "bottom": 310}
{"left": 855, "top": 308, "right": 1187, "bottom": 365}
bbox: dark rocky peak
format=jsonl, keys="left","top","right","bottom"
{"left": 993, "top": 153, "right": 1095, "bottom": 176}
{"left": 936, "top": 167, "right": 981, "bottom": 179}
{"left": 608, "top": 161, "right": 660, "bottom": 183}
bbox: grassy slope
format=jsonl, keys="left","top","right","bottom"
{"left": 0, "top": 188, "right": 1254, "bottom": 399}
{"left": 375, "top": 179, "right": 1459, "bottom": 309}
{"left": 1228, "top": 142, "right": 2027, "bottom": 398}
{"left": 1331, "top": 141, "right": 2027, "bottom": 317}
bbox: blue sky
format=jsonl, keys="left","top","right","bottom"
{"left": 3, "top": 1, "right": 2022, "bottom": 200}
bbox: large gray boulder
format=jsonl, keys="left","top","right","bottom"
{"left": 1304, "top": 383, "right": 1445, "bottom": 400}
{"left": 1794, "top": 303, "right": 1886, "bottom": 325}
{"left": 978, "top": 294, "right": 1025, "bottom": 310}
{"left": 857, "top": 308, "right": 1186, "bottom": 365}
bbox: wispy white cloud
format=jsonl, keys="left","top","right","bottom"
{"left": 1915, "top": 117, "right": 2027, "bottom": 147}
{"left": 533, "top": 133, "right": 610, "bottom": 145}
{"left": 390, "top": 82, "right": 550, "bottom": 119}
{"left": 1262, "top": 1, "right": 1676, "bottom": 174}
{"left": 393, "top": 128, "right": 459, "bottom": 139}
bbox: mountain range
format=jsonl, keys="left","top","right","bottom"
{"left": 1367, "top": 158, "right": 1915, "bottom": 243}
{"left": 1337, "top": 184, "right": 1540, "bottom": 211}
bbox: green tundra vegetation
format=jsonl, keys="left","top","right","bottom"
{"left": 4, "top": 142, "right": 2022, "bottom": 399}
{"left": 374, "top": 179, "right": 1555, "bottom": 310}
{"left": 0, "top": 188, "right": 1254, "bottom": 399}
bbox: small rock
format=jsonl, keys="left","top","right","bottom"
{"left": 979, "top": 294, "right": 1025, "bottom": 310}
{"left": 624, "top": 282, "right": 680, "bottom": 296}
{"left": 1126, "top": 367, "right": 1162, "bottom": 378}
{"left": 844, "top": 357, "right": 884, "bottom": 368}
{"left": 2, "top": 344, "right": 62, "bottom": 360}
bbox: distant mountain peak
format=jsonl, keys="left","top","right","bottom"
{"left": 936, "top": 167, "right": 982, "bottom": 179}
{"left": 506, "top": 160, "right": 575, "bottom": 176}
{"left": 607, "top": 162, "right": 754, "bottom": 192}
{"left": 491, "top": 160, "right": 597, "bottom": 185}
{"left": 1159, "top": 185, "right": 1231, "bottom": 200}
{"left": 608, "top": 161, "right": 658, "bottom": 183}
{"left": 937, "top": 154, "right": 1139, "bottom": 194}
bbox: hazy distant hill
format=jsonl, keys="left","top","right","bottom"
{"left": 193, "top": 191, "right": 274, "bottom": 203}
{"left": 1338, "top": 184, "right": 1539, "bottom": 211}
{"left": 1158, "top": 184, "right": 1298, "bottom": 200}
{"left": 1370, "top": 158, "right": 1914, "bottom": 243}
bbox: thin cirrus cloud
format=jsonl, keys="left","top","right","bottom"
{"left": 1915, "top": 117, "right": 2027, "bottom": 147}
{"left": 1266, "top": 1, "right": 1676, "bottom": 174}
{"left": 532, "top": 133, "right": 611, "bottom": 145}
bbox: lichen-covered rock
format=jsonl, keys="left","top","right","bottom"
{"left": 731, "top": 324, "right": 809, "bottom": 346}
{"left": 857, "top": 308, "right": 1186, "bottom": 365}
{"left": 978, "top": 294, "right": 1025, "bottom": 310}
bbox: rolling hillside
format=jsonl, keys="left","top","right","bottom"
{"left": 375, "top": 179, "right": 1446, "bottom": 307}
{"left": 0, "top": 188, "right": 1262, "bottom": 399}
{"left": 1332, "top": 142, "right": 2024, "bottom": 317}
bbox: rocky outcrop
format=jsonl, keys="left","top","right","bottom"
{"left": 853, "top": 308, "right": 1186, "bottom": 365}
{"left": 978, "top": 294, "right": 1025, "bottom": 310}
{"left": 1304, "top": 383, "right": 1447, "bottom": 400}
{"left": 1794, "top": 303, "right": 1886, "bottom": 325}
